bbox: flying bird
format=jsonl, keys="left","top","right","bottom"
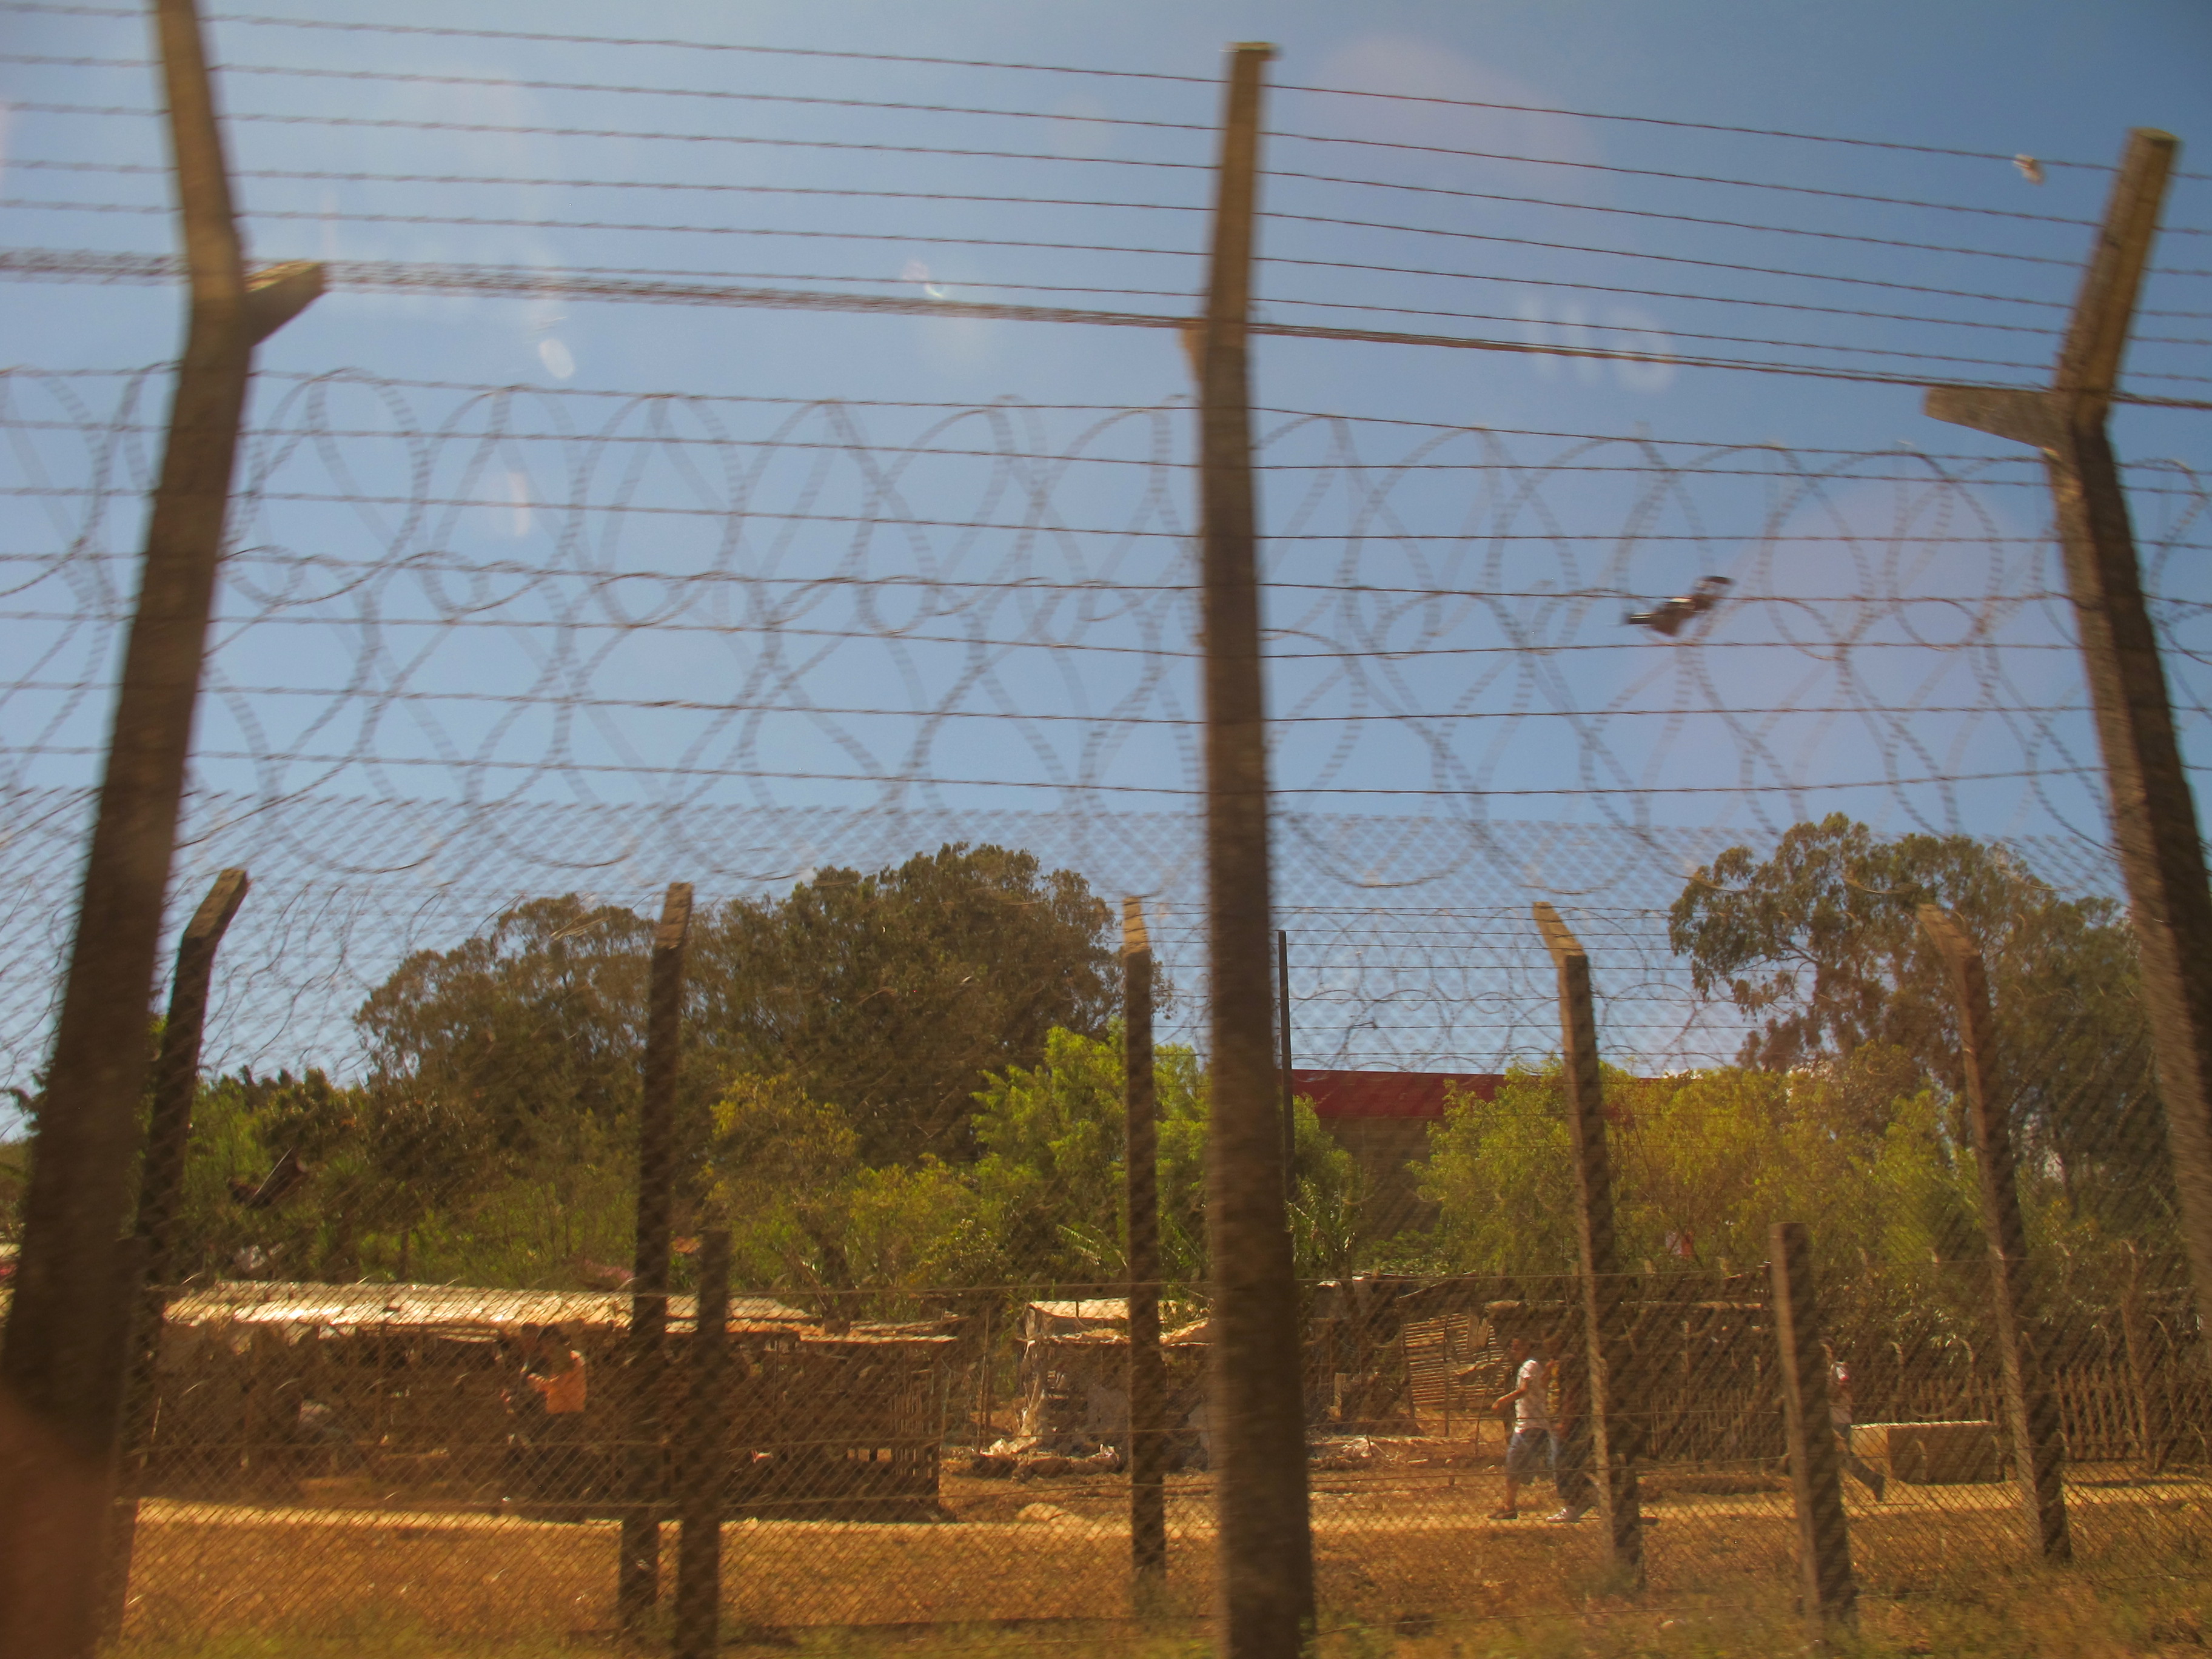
{"left": 1625, "top": 575, "right": 1732, "bottom": 638}
{"left": 2014, "top": 155, "right": 2046, "bottom": 186}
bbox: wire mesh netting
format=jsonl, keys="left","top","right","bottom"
{"left": 7, "top": 5, "right": 2212, "bottom": 1657}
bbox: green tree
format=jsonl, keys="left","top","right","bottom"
{"left": 356, "top": 895, "right": 656, "bottom": 1162}
{"left": 1667, "top": 813, "right": 2165, "bottom": 1230}
{"left": 707, "top": 1070, "right": 866, "bottom": 1293}
{"left": 968, "top": 1024, "right": 1211, "bottom": 1287}
{"left": 690, "top": 844, "right": 1117, "bottom": 1165}
{"left": 1416, "top": 1055, "right": 1983, "bottom": 1311}
{"left": 356, "top": 846, "right": 1117, "bottom": 1184}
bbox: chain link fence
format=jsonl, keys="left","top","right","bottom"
{"left": 7, "top": 7, "right": 2212, "bottom": 1657}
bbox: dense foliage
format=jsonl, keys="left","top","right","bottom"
{"left": 11, "top": 818, "right": 2170, "bottom": 1313}
{"left": 1669, "top": 813, "right": 2167, "bottom": 1232}
{"left": 704, "top": 1027, "right": 1362, "bottom": 1302}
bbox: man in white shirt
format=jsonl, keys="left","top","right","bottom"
{"left": 1489, "top": 1334, "right": 1552, "bottom": 1520}
{"left": 1825, "top": 1344, "right": 1886, "bottom": 1503}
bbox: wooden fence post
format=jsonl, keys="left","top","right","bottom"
{"left": 101, "top": 868, "right": 249, "bottom": 1637}
{"left": 673, "top": 1228, "right": 731, "bottom": 1659}
{"left": 1919, "top": 905, "right": 2073, "bottom": 1563}
{"left": 0, "top": 1, "right": 317, "bottom": 1646}
{"left": 620, "top": 881, "right": 692, "bottom": 1633}
{"left": 1195, "top": 41, "right": 1313, "bottom": 1659}
{"left": 1533, "top": 902, "right": 1643, "bottom": 1581}
{"left": 2122, "top": 1242, "right": 2170, "bottom": 1473}
{"left": 1770, "top": 1222, "right": 1857, "bottom": 1635}
{"left": 1124, "top": 899, "right": 1169, "bottom": 1589}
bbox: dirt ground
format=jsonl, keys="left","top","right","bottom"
{"left": 116, "top": 1447, "right": 2212, "bottom": 1648}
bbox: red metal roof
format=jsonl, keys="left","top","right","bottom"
{"left": 1291, "top": 1070, "right": 1504, "bottom": 1121}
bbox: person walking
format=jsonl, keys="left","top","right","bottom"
{"left": 1489, "top": 1333, "right": 1553, "bottom": 1520}
{"left": 526, "top": 1323, "right": 590, "bottom": 1503}
{"left": 1544, "top": 1330, "right": 1593, "bottom": 1524}
{"left": 1825, "top": 1342, "right": 1886, "bottom": 1503}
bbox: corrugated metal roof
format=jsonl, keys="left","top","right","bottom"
{"left": 161, "top": 1281, "right": 814, "bottom": 1334}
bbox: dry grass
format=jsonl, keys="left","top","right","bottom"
{"left": 111, "top": 1464, "right": 2212, "bottom": 1659}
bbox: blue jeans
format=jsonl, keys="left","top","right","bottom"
{"left": 1504, "top": 1426, "right": 1555, "bottom": 1482}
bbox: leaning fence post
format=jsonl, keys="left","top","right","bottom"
{"left": 101, "top": 867, "right": 249, "bottom": 1638}
{"left": 1533, "top": 902, "right": 1643, "bottom": 1581}
{"left": 620, "top": 882, "right": 692, "bottom": 1633}
{"left": 1922, "top": 130, "right": 2212, "bottom": 1345}
{"left": 1919, "top": 906, "right": 2072, "bottom": 1563}
{"left": 1770, "top": 1221, "right": 1857, "bottom": 1635}
{"left": 0, "top": 1, "right": 318, "bottom": 1647}
{"left": 1194, "top": 41, "right": 1314, "bottom": 1658}
{"left": 1123, "top": 899, "right": 1169, "bottom": 1589}
{"left": 674, "top": 1228, "right": 731, "bottom": 1659}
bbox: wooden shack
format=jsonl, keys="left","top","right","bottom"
{"left": 1014, "top": 1299, "right": 1208, "bottom": 1456}
{"left": 143, "top": 1281, "right": 954, "bottom": 1518}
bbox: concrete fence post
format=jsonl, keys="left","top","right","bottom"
{"left": 1195, "top": 41, "right": 1313, "bottom": 1659}
{"left": 1924, "top": 131, "right": 2212, "bottom": 1346}
{"left": 1533, "top": 902, "right": 1643, "bottom": 1581}
{"left": 1124, "top": 898, "right": 1169, "bottom": 1589}
{"left": 1919, "top": 906, "right": 2072, "bottom": 1563}
{"left": 101, "top": 868, "right": 250, "bottom": 1638}
{"left": 0, "top": 0, "right": 318, "bottom": 1646}
{"left": 620, "top": 881, "right": 692, "bottom": 1632}
{"left": 1769, "top": 1221, "right": 1857, "bottom": 1635}
{"left": 674, "top": 1228, "right": 731, "bottom": 1659}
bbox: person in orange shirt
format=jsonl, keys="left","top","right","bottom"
{"left": 504, "top": 1324, "right": 590, "bottom": 1506}
{"left": 528, "top": 1325, "right": 588, "bottom": 1416}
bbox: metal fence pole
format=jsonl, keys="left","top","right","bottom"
{"left": 674, "top": 1228, "right": 731, "bottom": 1659}
{"left": 620, "top": 881, "right": 692, "bottom": 1633}
{"left": 0, "top": 0, "right": 318, "bottom": 1646}
{"left": 1923, "top": 131, "right": 2212, "bottom": 1333}
{"left": 1919, "top": 907, "right": 2073, "bottom": 1562}
{"left": 101, "top": 867, "right": 250, "bottom": 1638}
{"left": 1769, "top": 1221, "right": 1857, "bottom": 1636}
{"left": 1533, "top": 902, "right": 1643, "bottom": 1581}
{"left": 1196, "top": 41, "right": 1312, "bottom": 1659}
{"left": 1124, "top": 899, "right": 1168, "bottom": 1589}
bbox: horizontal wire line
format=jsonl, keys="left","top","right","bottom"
{"left": 6, "top": 96, "right": 2174, "bottom": 260}
{"left": 1262, "top": 288, "right": 2209, "bottom": 350}
{"left": 0, "top": 195, "right": 2085, "bottom": 313}
{"left": 8, "top": 155, "right": 2126, "bottom": 267}
{"left": 0, "top": 363, "right": 2037, "bottom": 447}
{"left": 2, "top": 163, "right": 1209, "bottom": 218}
{"left": 3, "top": 115, "right": 2131, "bottom": 272}
{"left": 7, "top": 361, "right": 2202, "bottom": 456}
{"left": 0, "top": 482, "right": 2126, "bottom": 537}
{"left": 1265, "top": 206, "right": 2085, "bottom": 270}
{"left": 24, "top": 250, "right": 2180, "bottom": 400}
{"left": 0, "top": 229, "right": 2090, "bottom": 341}
{"left": 4, "top": 682, "right": 2108, "bottom": 722}
{"left": 0, "top": 232, "right": 2074, "bottom": 374}
{"left": 0, "top": 744, "right": 2140, "bottom": 795}
{"left": 201, "top": 58, "right": 1222, "bottom": 135}
{"left": 0, "top": 548, "right": 2102, "bottom": 583}
{"left": 0, "top": 609, "right": 2108, "bottom": 656}
{"left": 1269, "top": 164, "right": 2212, "bottom": 240}
{"left": 1, "top": 11, "right": 2177, "bottom": 180}
{"left": 2, "top": 101, "right": 1215, "bottom": 172}
{"left": 0, "top": 431, "right": 2103, "bottom": 488}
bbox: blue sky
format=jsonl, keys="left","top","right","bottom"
{"left": 2, "top": 1, "right": 2210, "bottom": 1082}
